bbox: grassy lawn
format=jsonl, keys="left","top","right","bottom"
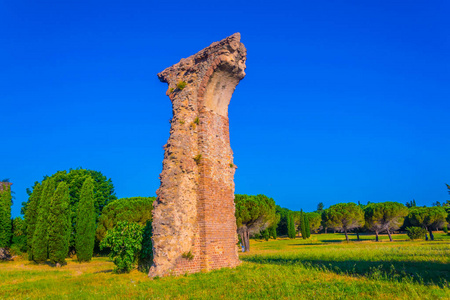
{"left": 1, "top": 232, "right": 449, "bottom": 299}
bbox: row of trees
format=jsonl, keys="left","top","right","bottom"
{"left": 26, "top": 177, "right": 96, "bottom": 265}
{"left": 234, "top": 186, "right": 450, "bottom": 248}
{"left": 2, "top": 170, "right": 449, "bottom": 268}
{"left": 0, "top": 169, "right": 116, "bottom": 264}
{"left": 2, "top": 167, "right": 155, "bottom": 271}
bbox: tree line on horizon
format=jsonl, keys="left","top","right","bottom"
{"left": 0, "top": 169, "right": 449, "bottom": 271}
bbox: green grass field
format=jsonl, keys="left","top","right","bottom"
{"left": 1, "top": 233, "right": 449, "bottom": 299}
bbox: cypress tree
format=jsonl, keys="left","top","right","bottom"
{"left": 32, "top": 178, "right": 55, "bottom": 263}
{"left": 0, "top": 183, "right": 13, "bottom": 248}
{"left": 305, "top": 214, "right": 311, "bottom": 238}
{"left": 286, "top": 212, "right": 291, "bottom": 238}
{"left": 269, "top": 224, "right": 277, "bottom": 239}
{"left": 287, "top": 213, "right": 296, "bottom": 238}
{"left": 48, "top": 182, "right": 70, "bottom": 265}
{"left": 25, "top": 182, "right": 42, "bottom": 261}
{"left": 300, "top": 210, "right": 307, "bottom": 239}
{"left": 76, "top": 177, "right": 96, "bottom": 262}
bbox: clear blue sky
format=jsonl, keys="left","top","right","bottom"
{"left": 1, "top": 1, "right": 449, "bottom": 218}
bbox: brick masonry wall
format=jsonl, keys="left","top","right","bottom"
{"left": 149, "top": 33, "right": 246, "bottom": 277}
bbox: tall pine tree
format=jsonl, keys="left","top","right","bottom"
{"left": 48, "top": 182, "right": 70, "bottom": 265}
{"left": 305, "top": 214, "right": 311, "bottom": 238}
{"left": 76, "top": 177, "right": 96, "bottom": 262}
{"left": 300, "top": 210, "right": 307, "bottom": 239}
{"left": 0, "top": 182, "right": 13, "bottom": 248}
{"left": 32, "top": 178, "right": 55, "bottom": 263}
{"left": 287, "top": 213, "right": 296, "bottom": 238}
{"left": 25, "top": 182, "right": 42, "bottom": 260}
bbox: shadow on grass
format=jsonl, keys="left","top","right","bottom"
{"left": 287, "top": 243, "right": 324, "bottom": 246}
{"left": 94, "top": 269, "right": 113, "bottom": 274}
{"left": 242, "top": 256, "right": 449, "bottom": 287}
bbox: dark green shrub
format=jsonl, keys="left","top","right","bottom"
{"left": 176, "top": 81, "right": 187, "bottom": 90}
{"left": 261, "top": 229, "right": 270, "bottom": 241}
{"left": 406, "top": 226, "right": 427, "bottom": 240}
{"left": 193, "top": 154, "right": 202, "bottom": 164}
{"left": 443, "top": 226, "right": 448, "bottom": 234}
{"left": 181, "top": 251, "right": 194, "bottom": 260}
{"left": 138, "top": 221, "right": 153, "bottom": 273}
{"left": 100, "top": 221, "right": 143, "bottom": 273}
{"left": 96, "top": 197, "right": 154, "bottom": 243}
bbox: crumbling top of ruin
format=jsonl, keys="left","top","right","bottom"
{"left": 0, "top": 182, "right": 12, "bottom": 192}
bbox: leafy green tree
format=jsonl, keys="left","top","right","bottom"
{"left": 235, "top": 194, "right": 277, "bottom": 251}
{"left": 445, "top": 184, "right": 450, "bottom": 225}
{"left": 323, "top": 203, "right": 364, "bottom": 242}
{"left": 32, "top": 178, "right": 56, "bottom": 263}
{"left": 0, "top": 183, "right": 13, "bottom": 248}
{"left": 316, "top": 202, "right": 324, "bottom": 212}
{"left": 48, "top": 182, "right": 71, "bottom": 265}
{"left": 306, "top": 212, "right": 322, "bottom": 233}
{"left": 76, "top": 177, "right": 96, "bottom": 262}
{"left": 96, "top": 197, "right": 155, "bottom": 243}
{"left": 408, "top": 206, "right": 448, "bottom": 240}
{"left": 405, "top": 199, "right": 416, "bottom": 208}
{"left": 12, "top": 217, "right": 27, "bottom": 252}
{"left": 364, "top": 202, "right": 408, "bottom": 241}
{"left": 100, "top": 221, "right": 144, "bottom": 273}
{"left": 49, "top": 168, "right": 117, "bottom": 216}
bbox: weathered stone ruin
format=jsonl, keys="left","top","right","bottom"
{"left": 149, "top": 33, "right": 247, "bottom": 277}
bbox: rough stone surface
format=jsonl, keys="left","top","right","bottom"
{"left": 149, "top": 33, "right": 246, "bottom": 277}
{"left": 0, "top": 248, "right": 11, "bottom": 261}
{"left": 0, "top": 182, "right": 12, "bottom": 192}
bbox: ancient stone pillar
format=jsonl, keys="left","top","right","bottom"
{"left": 149, "top": 33, "right": 246, "bottom": 277}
